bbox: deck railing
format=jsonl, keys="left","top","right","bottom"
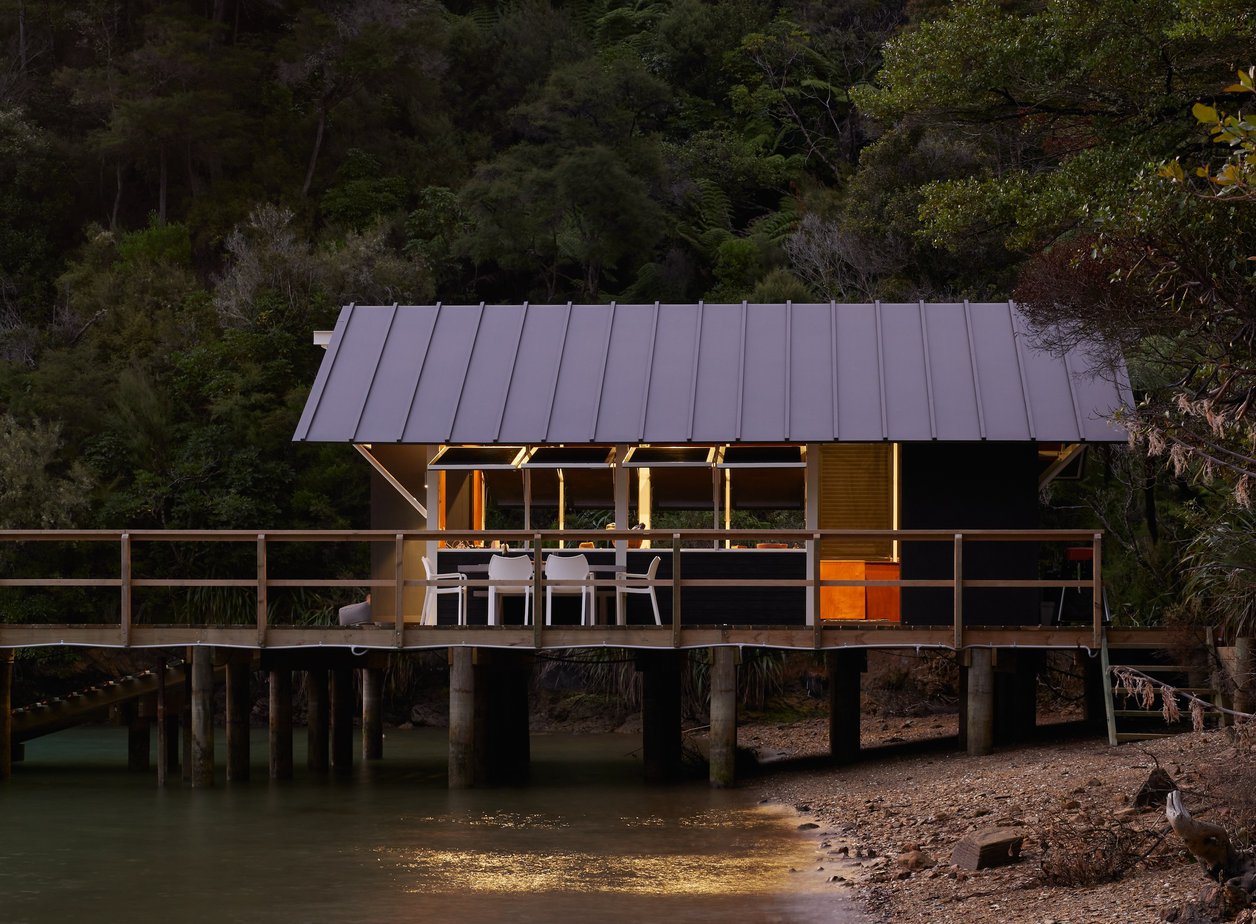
{"left": 0, "top": 528, "right": 1104, "bottom": 650}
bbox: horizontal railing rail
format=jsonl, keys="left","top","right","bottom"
{"left": 0, "top": 528, "right": 1105, "bottom": 650}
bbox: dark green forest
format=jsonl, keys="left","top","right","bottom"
{"left": 0, "top": 0, "right": 1254, "bottom": 626}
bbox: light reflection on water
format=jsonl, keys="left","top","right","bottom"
{"left": 0, "top": 728, "right": 860, "bottom": 924}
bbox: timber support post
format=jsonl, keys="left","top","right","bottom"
{"left": 306, "top": 668, "right": 329, "bottom": 772}
{"left": 269, "top": 665, "right": 293, "bottom": 780}
{"left": 227, "top": 656, "right": 251, "bottom": 782}
{"left": 362, "top": 667, "right": 384, "bottom": 761}
{"left": 827, "top": 649, "right": 865, "bottom": 763}
{"left": 181, "top": 656, "right": 193, "bottom": 784}
{"left": 993, "top": 649, "right": 1038, "bottom": 744}
{"left": 709, "top": 646, "right": 737, "bottom": 788}
{"left": 190, "top": 645, "right": 215, "bottom": 787}
{"left": 473, "top": 650, "right": 531, "bottom": 786}
{"left": 639, "top": 650, "right": 682, "bottom": 783}
{"left": 966, "top": 647, "right": 994, "bottom": 757}
{"left": 1236, "top": 636, "right": 1254, "bottom": 716}
{"left": 156, "top": 656, "right": 171, "bottom": 786}
{"left": 330, "top": 667, "right": 354, "bottom": 772}
{"left": 449, "top": 648, "right": 475, "bottom": 788}
{"left": 125, "top": 699, "right": 151, "bottom": 771}
{"left": 2, "top": 649, "right": 14, "bottom": 781}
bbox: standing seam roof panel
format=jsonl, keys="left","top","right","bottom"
{"left": 922, "top": 303, "right": 981, "bottom": 441}
{"left": 741, "top": 303, "right": 789, "bottom": 441}
{"left": 595, "top": 304, "right": 653, "bottom": 443}
{"left": 879, "top": 304, "right": 932, "bottom": 440}
{"left": 968, "top": 303, "right": 1032, "bottom": 440}
{"left": 497, "top": 305, "right": 567, "bottom": 444}
{"left": 642, "top": 305, "right": 701, "bottom": 442}
{"left": 295, "top": 303, "right": 1132, "bottom": 445}
{"left": 294, "top": 305, "right": 353, "bottom": 441}
{"left": 691, "top": 304, "right": 743, "bottom": 443}
{"left": 354, "top": 306, "right": 436, "bottom": 441}
{"left": 449, "top": 304, "right": 524, "bottom": 444}
{"left": 789, "top": 303, "right": 837, "bottom": 442}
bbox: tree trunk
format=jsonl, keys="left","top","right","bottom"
{"left": 158, "top": 145, "right": 167, "bottom": 226}
{"left": 18, "top": 2, "right": 27, "bottom": 79}
{"left": 301, "top": 103, "right": 327, "bottom": 198}
{"left": 110, "top": 162, "right": 123, "bottom": 233}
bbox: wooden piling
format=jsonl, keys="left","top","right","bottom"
{"left": 639, "top": 651, "right": 682, "bottom": 783}
{"left": 330, "top": 668, "right": 354, "bottom": 772}
{"left": 306, "top": 668, "right": 329, "bottom": 772}
{"left": 827, "top": 649, "right": 865, "bottom": 763}
{"left": 269, "top": 667, "right": 293, "bottom": 780}
{"left": 362, "top": 667, "right": 384, "bottom": 761}
{"left": 1236, "top": 636, "right": 1255, "bottom": 715}
{"left": 709, "top": 646, "right": 737, "bottom": 788}
{"left": 993, "top": 650, "right": 1038, "bottom": 744}
{"left": 156, "top": 658, "right": 170, "bottom": 786}
{"left": 1, "top": 649, "right": 14, "bottom": 782}
{"left": 181, "top": 657, "right": 193, "bottom": 784}
{"left": 227, "top": 658, "right": 251, "bottom": 782}
{"left": 966, "top": 647, "right": 994, "bottom": 756}
{"left": 126, "top": 700, "right": 150, "bottom": 771}
{"left": 449, "top": 648, "right": 474, "bottom": 789}
{"left": 473, "top": 650, "right": 531, "bottom": 786}
{"left": 190, "top": 646, "right": 215, "bottom": 787}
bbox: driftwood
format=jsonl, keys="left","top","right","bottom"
{"left": 1165, "top": 790, "right": 1256, "bottom": 922}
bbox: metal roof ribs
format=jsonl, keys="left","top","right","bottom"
{"left": 829, "top": 301, "right": 840, "bottom": 440}
{"left": 875, "top": 300, "right": 889, "bottom": 440}
{"left": 542, "top": 302, "right": 573, "bottom": 441}
{"left": 398, "top": 302, "right": 440, "bottom": 442}
{"left": 918, "top": 300, "right": 937, "bottom": 440}
{"left": 351, "top": 302, "right": 398, "bottom": 442}
{"left": 783, "top": 301, "right": 793, "bottom": 441}
{"left": 1062, "top": 349, "right": 1086, "bottom": 441}
{"left": 735, "top": 300, "right": 748, "bottom": 441}
{"left": 493, "top": 302, "right": 528, "bottom": 443}
{"left": 590, "top": 302, "right": 616, "bottom": 440}
{"left": 963, "top": 300, "right": 988, "bottom": 439}
{"left": 294, "top": 303, "right": 353, "bottom": 441}
{"left": 1008, "top": 301, "right": 1037, "bottom": 440}
{"left": 445, "top": 302, "right": 485, "bottom": 442}
{"left": 686, "top": 302, "right": 704, "bottom": 441}
{"left": 637, "top": 302, "right": 660, "bottom": 441}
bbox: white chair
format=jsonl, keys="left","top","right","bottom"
{"left": 422, "top": 556, "right": 467, "bottom": 626}
{"left": 544, "top": 554, "right": 593, "bottom": 626}
{"left": 488, "top": 554, "right": 534, "bottom": 626}
{"left": 617, "top": 556, "right": 662, "bottom": 625}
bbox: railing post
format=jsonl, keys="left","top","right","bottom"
{"left": 1092, "top": 531, "right": 1103, "bottom": 650}
{"left": 671, "top": 534, "right": 682, "bottom": 648}
{"left": 256, "top": 534, "right": 267, "bottom": 648}
{"left": 394, "top": 533, "right": 405, "bottom": 648}
{"left": 120, "top": 532, "right": 131, "bottom": 647}
{"left": 811, "top": 532, "right": 822, "bottom": 650}
{"left": 953, "top": 533, "right": 963, "bottom": 651}
{"left": 532, "top": 533, "right": 544, "bottom": 649}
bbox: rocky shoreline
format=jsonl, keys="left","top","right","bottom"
{"left": 737, "top": 715, "right": 1239, "bottom": 923}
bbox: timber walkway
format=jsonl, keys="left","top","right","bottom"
{"left": 1, "top": 527, "right": 1216, "bottom": 789}
{"left": 0, "top": 527, "right": 1119, "bottom": 652}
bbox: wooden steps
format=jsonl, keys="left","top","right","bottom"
{"left": 9, "top": 660, "right": 210, "bottom": 743}
{"left": 1101, "top": 629, "right": 1221, "bottom": 746}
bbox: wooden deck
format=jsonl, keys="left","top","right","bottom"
{"left": 0, "top": 526, "right": 1174, "bottom": 652}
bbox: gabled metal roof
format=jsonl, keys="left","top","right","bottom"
{"left": 293, "top": 302, "right": 1132, "bottom": 445}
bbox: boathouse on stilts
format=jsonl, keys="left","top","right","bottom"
{"left": 2, "top": 302, "right": 1194, "bottom": 789}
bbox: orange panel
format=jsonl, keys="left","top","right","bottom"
{"left": 820, "top": 560, "right": 866, "bottom": 620}
{"left": 866, "top": 562, "right": 901, "bottom": 622}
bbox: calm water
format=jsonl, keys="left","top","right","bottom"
{"left": 0, "top": 729, "right": 860, "bottom": 924}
